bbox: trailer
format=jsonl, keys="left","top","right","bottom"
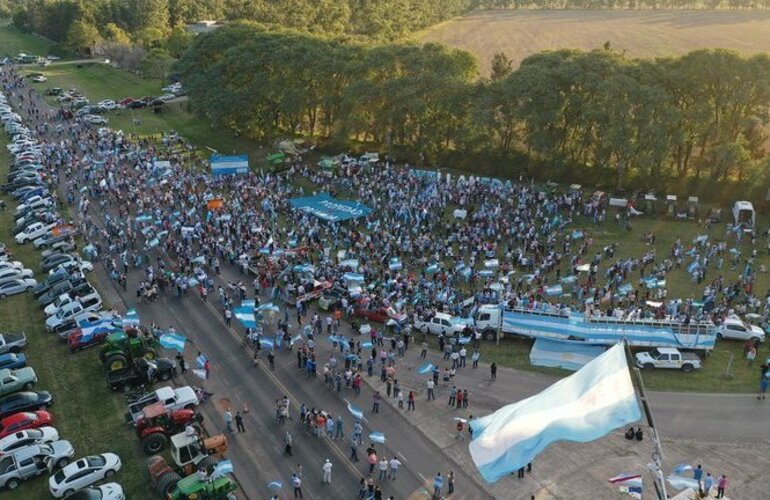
{"left": 473, "top": 304, "right": 716, "bottom": 350}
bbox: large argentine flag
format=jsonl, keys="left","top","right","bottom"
{"left": 468, "top": 343, "right": 641, "bottom": 482}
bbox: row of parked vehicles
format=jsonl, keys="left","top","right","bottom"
{"left": 0, "top": 90, "right": 126, "bottom": 499}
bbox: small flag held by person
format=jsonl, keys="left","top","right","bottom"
{"left": 418, "top": 362, "right": 435, "bottom": 374}
{"left": 159, "top": 333, "right": 187, "bottom": 353}
{"left": 468, "top": 344, "right": 641, "bottom": 483}
{"left": 211, "top": 459, "right": 234, "bottom": 479}
{"left": 369, "top": 432, "right": 386, "bottom": 444}
{"left": 609, "top": 473, "right": 642, "bottom": 498}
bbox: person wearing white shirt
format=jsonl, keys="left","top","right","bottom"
{"left": 322, "top": 459, "right": 333, "bottom": 484}
{"left": 388, "top": 456, "right": 402, "bottom": 480}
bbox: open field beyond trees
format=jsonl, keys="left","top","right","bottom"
{"left": 420, "top": 10, "right": 770, "bottom": 75}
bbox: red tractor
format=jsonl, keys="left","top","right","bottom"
{"left": 136, "top": 402, "right": 203, "bottom": 454}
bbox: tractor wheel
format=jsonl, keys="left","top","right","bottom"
{"left": 144, "top": 455, "right": 165, "bottom": 482}
{"left": 104, "top": 353, "right": 128, "bottom": 371}
{"left": 142, "top": 433, "right": 168, "bottom": 454}
{"left": 156, "top": 471, "right": 182, "bottom": 496}
{"left": 143, "top": 348, "right": 157, "bottom": 361}
{"left": 159, "top": 370, "right": 171, "bottom": 381}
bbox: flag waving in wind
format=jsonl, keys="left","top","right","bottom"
{"left": 468, "top": 343, "right": 641, "bottom": 483}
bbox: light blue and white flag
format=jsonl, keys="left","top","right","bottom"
{"left": 259, "top": 338, "right": 275, "bottom": 349}
{"left": 196, "top": 353, "right": 207, "bottom": 368}
{"left": 468, "top": 343, "right": 640, "bottom": 483}
{"left": 369, "top": 432, "right": 386, "bottom": 444}
{"left": 159, "top": 333, "right": 187, "bottom": 353}
{"left": 121, "top": 309, "right": 140, "bottom": 329}
{"left": 666, "top": 475, "right": 699, "bottom": 490}
{"left": 672, "top": 463, "right": 692, "bottom": 475}
{"left": 346, "top": 401, "right": 366, "bottom": 422}
{"left": 192, "top": 369, "right": 207, "bottom": 380}
{"left": 418, "top": 362, "right": 435, "bottom": 374}
{"left": 211, "top": 459, "right": 234, "bottom": 479}
{"left": 267, "top": 480, "right": 282, "bottom": 491}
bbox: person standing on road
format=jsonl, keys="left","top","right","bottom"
{"left": 335, "top": 415, "right": 344, "bottom": 440}
{"left": 448, "top": 385, "right": 457, "bottom": 406}
{"left": 427, "top": 378, "right": 435, "bottom": 400}
{"left": 490, "top": 362, "right": 497, "bottom": 380}
{"left": 407, "top": 391, "right": 415, "bottom": 411}
{"left": 291, "top": 473, "right": 303, "bottom": 498}
{"left": 235, "top": 411, "right": 245, "bottom": 432}
{"left": 176, "top": 352, "right": 186, "bottom": 373}
{"left": 354, "top": 420, "right": 363, "bottom": 444}
{"left": 472, "top": 349, "right": 480, "bottom": 369}
{"left": 372, "top": 391, "right": 381, "bottom": 413}
{"left": 284, "top": 430, "right": 293, "bottom": 455}
{"left": 350, "top": 437, "right": 359, "bottom": 462}
{"left": 223, "top": 408, "right": 233, "bottom": 433}
{"left": 717, "top": 474, "right": 727, "bottom": 498}
{"left": 447, "top": 470, "right": 455, "bottom": 494}
{"left": 388, "top": 456, "right": 401, "bottom": 480}
{"left": 322, "top": 459, "right": 333, "bottom": 484}
{"left": 432, "top": 472, "right": 443, "bottom": 499}
{"left": 421, "top": 341, "right": 428, "bottom": 358}
{"left": 378, "top": 457, "right": 388, "bottom": 480}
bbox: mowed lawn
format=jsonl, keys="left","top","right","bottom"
{"left": 419, "top": 10, "right": 770, "bottom": 75}
{"left": 24, "top": 62, "right": 162, "bottom": 102}
{"left": 0, "top": 22, "right": 54, "bottom": 58}
{"left": 0, "top": 139, "right": 147, "bottom": 499}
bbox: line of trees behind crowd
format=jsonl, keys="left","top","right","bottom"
{"left": 177, "top": 23, "right": 770, "bottom": 202}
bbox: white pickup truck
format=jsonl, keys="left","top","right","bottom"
{"left": 413, "top": 312, "right": 468, "bottom": 336}
{"left": 125, "top": 385, "right": 199, "bottom": 425}
{"left": 715, "top": 316, "right": 765, "bottom": 343}
{"left": 635, "top": 347, "right": 701, "bottom": 372}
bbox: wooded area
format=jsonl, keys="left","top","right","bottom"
{"left": 178, "top": 23, "right": 770, "bottom": 200}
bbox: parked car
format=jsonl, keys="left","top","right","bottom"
{"left": 0, "top": 411, "right": 53, "bottom": 439}
{"left": 635, "top": 347, "right": 702, "bottom": 372}
{"left": 31, "top": 75, "right": 47, "bottom": 83}
{"left": 0, "top": 426, "right": 59, "bottom": 455}
{"left": 49, "top": 259, "right": 94, "bottom": 275}
{"left": 62, "top": 482, "right": 125, "bottom": 500}
{"left": 0, "top": 391, "right": 54, "bottom": 419}
{"left": 49, "top": 453, "right": 122, "bottom": 498}
{"left": 0, "top": 278, "right": 38, "bottom": 299}
{"left": 0, "top": 441, "right": 71, "bottom": 490}
{"left": 0, "top": 354, "right": 27, "bottom": 371}
{"left": 46, "top": 292, "right": 101, "bottom": 317}
{"left": 38, "top": 280, "right": 88, "bottom": 307}
{"left": 96, "top": 100, "right": 117, "bottom": 110}
{"left": 716, "top": 316, "right": 766, "bottom": 342}
{"left": 34, "top": 232, "right": 73, "bottom": 250}
{"left": 0, "top": 334, "right": 26, "bottom": 355}
{"left": 0, "top": 367, "right": 37, "bottom": 397}
{"left": 16, "top": 221, "right": 56, "bottom": 244}
{"left": 413, "top": 312, "right": 468, "bottom": 336}
{"left": 83, "top": 115, "right": 107, "bottom": 125}
{"left": 33, "top": 270, "right": 80, "bottom": 296}
{"left": 68, "top": 323, "right": 117, "bottom": 353}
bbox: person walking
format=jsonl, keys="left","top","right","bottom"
{"left": 421, "top": 341, "right": 428, "bottom": 358}
{"left": 490, "top": 362, "right": 497, "bottom": 380}
{"left": 372, "top": 391, "right": 381, "bottom": 413}
{"left": 462, "top": 389, "right": 469, "bottom": 409}
{"left": 322, "top": 459, "right": 333, "bottom": 484}
{"left": 176, "top": 352, "right": 186, "bottom": 373}
{"left": 291, "top": 473, "right": 303, "bottom": 498}
{"left": 284, "top": 430, "right": 293, "bottom": 456}
{"left": 758, "top": 372, "right": 768, "bottom": 400}
{"left": 702, "top": 472, "right": 714, "bottom": 497}
{"left": 350, "top": 437, "right": 359, "bottom": 462}
{"left": 432, "top": 472, "right": 443, "bottom": 499}
{"left": 389, "top": 456, "right": 401, "bottom": 480}
{"left": 407, "top": 391, "right": 415, "bottom": 411}
{"left": 378, "top": 457, "right": 389, "bottom": 480}
{"left": 472, "top": 349, "right": 480, "bottom": 369}
{"left": 235, "top": 411, "right": 245, "bottom": 433}
{"left": 447, "top": 470, "right": 455, "bottom": 494}
{"left": 456, "top": 389, "right": 463, "bottom": 409}
{"left": 427, "top": 378, "right": 435, "bottom": 400}
{"left": 717, "top": 474, "right": 727, "bottom": 498}
{"left": 448, "top": 385, "right": 457, "bottom": 406}
{"left": 335, "top": 416, "right": 344, "bottom": 440}
{"left": 223, "top": 408, "right": 233, "bottom": 433}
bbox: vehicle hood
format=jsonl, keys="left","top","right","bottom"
{"left": 750, "top": 325, "right": 765, "bottom": 336}
{"left": 635, "top": 352, "right": 653, "bottom": 361}
{"left": 49, "top": 439, "right": 74, "bottom": 457}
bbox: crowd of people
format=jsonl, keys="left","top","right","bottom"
{"left": 1, "top": 61, "right": 764, "bottom": 498}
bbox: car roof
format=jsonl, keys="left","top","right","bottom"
{"left": 654, "top": 347, "right": 679, "bottom": 354}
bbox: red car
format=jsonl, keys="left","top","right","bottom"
{"left": 118, "top": 97, "right": 134, "bottom": 106}
{"left": 353, "top": 304, "right": 409, "bottom": 325}
{"left": 67, "top": 329, "right": 111, "bottom": 352}
{"left": 0, "top": 411, "right": 53, "bottom": 439}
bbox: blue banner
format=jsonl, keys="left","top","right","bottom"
{"left": 288, "top": 194, "right": 373, "bottom": 222}
{"left": 211, "top": 154, "right": 249, "bottom": 176}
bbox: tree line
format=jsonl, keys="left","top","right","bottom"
{"left": 177, "top": 23, "right": 770, "bottom": 201}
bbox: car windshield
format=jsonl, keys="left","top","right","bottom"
{"left": 53, "top": 468, "right": 66, "bottom": 483}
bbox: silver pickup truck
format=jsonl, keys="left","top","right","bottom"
{"left": 0, "top": 333, "right": 26, "bottom": 355}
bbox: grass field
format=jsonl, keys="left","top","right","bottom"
{"left": 419, "top": 10, "right": 770, "bottom": 75}
{"left": 26, "top": 62, "right": 162, "bottom": 102}
{"left": 0, "top": 23, "right": 54, "bottom": 59}
{"left": 0, "top": 138, "right": 147, "bottom": 499}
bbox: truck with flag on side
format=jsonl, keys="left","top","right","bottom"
{"left": 473, "top": 304, "right": 717, "bottom": 350}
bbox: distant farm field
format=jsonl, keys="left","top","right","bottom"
{"left": 420, "top": 10, "right": 770, "bottom": 76}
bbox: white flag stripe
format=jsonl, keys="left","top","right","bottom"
{"left": 470, "top": 364, "right": 635, "bottom": 466}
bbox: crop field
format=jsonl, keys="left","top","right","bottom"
{"left": 419, "top": 10, "right": 770, "bottom": 76}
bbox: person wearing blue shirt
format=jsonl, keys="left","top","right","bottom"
{"left": 432, "top": 472, "right": 443, "bottom": 498}
{"left": 693, "top": 464, "right": 703, "bottom": 482}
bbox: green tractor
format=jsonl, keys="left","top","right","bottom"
{"left": 166, "top": 471, "right": 238, "bottom": 500}
{"left": 100, "top": 330, "right": 159, "bottom": 371}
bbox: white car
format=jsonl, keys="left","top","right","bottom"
{"left": 96, "top": 100, "right": 117, "bottom": 110}
{"left": 67, "top": 482, "right": 125, "bottom": 500}
{"left": 158, "top": 93, "right": 176, "bottom": 102}
{"left": 0, "top": 261, "right": 25, "bottom": 272}
{"left": 49, "top": 260, "right": 94, "bottom": 275}
{"left": 0, "top": 278, "right": 38, "bottom": 298}
{"left": 16, "top": 221, "right": 56, "bottom": 244}
{"left": 49, "top": 453, "right": 122, "bottom": 498}
{"left": 83, "top": 115, "right": 107, "bottom": 125}
{"left": 0, "top": 427, "right": 59, "bottom": 455}
{"left": 31, "top": 75, "right": 47, "bottom": 83}
{"left": 0, "top": 267, "right": 34, "bottom": 284}
{"left": 45, "top": 292, "right": 100, "bottom": 317}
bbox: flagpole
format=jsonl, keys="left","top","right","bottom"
{"left": 623, "top": 341, "right": 668, "bottom": 500}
